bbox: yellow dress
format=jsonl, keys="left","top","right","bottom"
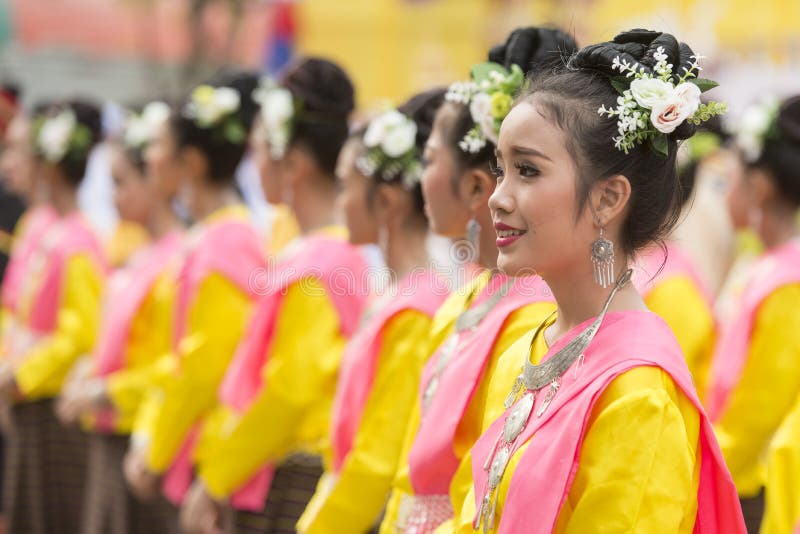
{"left": 297, "top": 309, "right": 434, "bottom": 534}
{"left": 132, "top": 206, "right": 258, "bottom": 473}
{"left": 195, "top": 273, "right": 349, "bottom": 498}
{"left": 266, "top": 204, "right": 301, "bottom": 256}
{"left": 763, "top": 392, "right": 800, "bottom": 534}
{"left": 712, "top": 284, "right": 800, "bottom": 497}
{"left": 14, "top": 253, "right": 104, "bottom": 398}
{"left": 380, "top": 272, "right": 555, "bottom": 533}
{"left": 451, "top": 313, "right": 702, "bottom": 533}
{"left": 105, "top": 221, "right": 149, "bottom": 269}
{"left": 644, "top": 275, "right": 715, "bottom": 402}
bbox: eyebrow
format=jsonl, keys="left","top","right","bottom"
{"left": 495, "top": 145, "right": 552, "bottom": 162}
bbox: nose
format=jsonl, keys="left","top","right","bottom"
{"left": 489, "top": 177, "right": 514, "bottom": 215}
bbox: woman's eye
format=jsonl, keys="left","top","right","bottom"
{"left": 489, "top": 162, "right": 504, "bottom": 179}
{"left": 515, "top": 162, "right": 540, "bottom": 178}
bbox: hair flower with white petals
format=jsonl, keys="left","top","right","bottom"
{"left": 445, "top": 62, "right": 525, "bottom": 154}
{"left": 34, "top": 109, "right": 93, "bottom": 164}
{"left": 357, "top": 109, "right": 422, "bottom": 189}
{"left": 253, "top": 78, "right": 296, "bottom": 160}
{"left": 733, "top": 99, "right": 780, "bottom": 163}
{"left": 125, "top": 101, "right": 170, "bottom": 150}
{"left": 597, "top": 46, "right": 726, "bottom": 155}
{"left": 183, "top": 85, "right": 247, "bottom": 145}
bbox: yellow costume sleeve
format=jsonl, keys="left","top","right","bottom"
{"left": 763, "top": 393, "right": 800, "bottom": 534}
{"left": 197, "top": 278, "right": 344, "bottom": 499}
{"left": 104, "top": 272, "right": 176, "bottom": 432}
{"left": 15, "top": 254, "right": 103, "bottom": 398}
{"left": 645, "top": 275, "right": 715, "bottom": 400}
{"left": 140, "top": 273, "right": 252, "bottom": 473}
{"left": 298, "top": 310, "right": 432, "bottom": 534}
{"left": 713, "top": 283, "right": 800, "bottom": 496}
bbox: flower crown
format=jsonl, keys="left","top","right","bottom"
{"left": 183, "top": 85, "right": 247, "bottom": 145}
{"left": 445, "top": 62, "right": 525, "bottom": 154}
{"left": 356, "top": 109, "right": 422, "bottom": 189}
{"left": 597, "top": 47, "right": 726, "bottom": 155}
{"left": 33, "top": 109, "right": 93, "bottom": 164}
{"left": 253, "top": 78, "right": 296, "bottom": 160}
{"left": 733, "top": 98, "right": 780, "bottom": 163}
{"left": 124, "top": 101, "right": 170, "bottom": 150}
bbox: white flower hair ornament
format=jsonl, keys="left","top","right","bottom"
{"left": 183, "top": 85, "right": 247, "bottom": 145}
{"left": 253, "top": 78, "right": 296, "bottom": 160}
{"left": 597, "top": 47, "right": 727, "bottom": 155}
{"left": 124, "top": 101, "right": 171, "bottom": 150}
{"left": 445, "top": 62, "right": 525, "bottom": 154}
{"left": 357, "top": 109, "right": 422, "bottom": 189}
{"left": 34, "top": 109, "right": 93, "bottom": 164}
{"left": 733, "top": 98, "right": 780, "bottom": 163}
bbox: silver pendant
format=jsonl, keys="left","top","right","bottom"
{"left": 488, "top": 446, "right": 510, "bottom": 489}
{"left": 422, "top": 376, "right": 439, "bottom": 410}
{"left": 503, "top": 391, "right": 534, "bottom": 443}
{"left": 536, "top": 379, "right": 560, "bottom": 418}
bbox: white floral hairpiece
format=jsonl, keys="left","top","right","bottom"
{"left": 597, "top": 47, "right": 727, "bottom": 155}
{"left": 124, "top": 101, "right": 170, "bottom": 150}
{"left": 253, "top": 78, "right": 295, "bottom": 160}
{"left": 733, "top": 98, "right": 780, "bottom": 163}
{"left": 357, "top": 109, "right": 422, "bottom": 189}
{"left": 183, "top": 85, "right": 247, "bottom": 144}
{"left": 445, "top": 62, "right": 525, "bottom": 154}
{"left": 34, "top": 109, "right": 92, "bottom": 164}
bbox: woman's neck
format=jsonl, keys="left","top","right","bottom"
{"left": 49, "top": 181, "right": 79, "bottom": 217}
{"left": 758, "top": 202, "right": 799, "bottom": 250}
{"left": 477, "top": 216, "right": 499, "bottom": 270}
{"left": 291, "top": 176, "right": 338, "bottom": 235}
{"left": 192, "top": 184, "right": 239, "bottom": 222}
{"left": 384, "top": 223, "right": 429, "bottom": 282}
{"left": 147, "top": 202, "right": 182, "bottom": 240}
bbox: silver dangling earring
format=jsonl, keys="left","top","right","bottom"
{"left": 591, "top": 227, "right": 615, "bottom": 288}
{"left": 466, "top": 217, "right": 481, "bottom": 262}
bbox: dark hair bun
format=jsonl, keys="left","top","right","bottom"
{"left": 209, "top": 69, "right": 260, "bottom": 133}
{"left": 758, "top": 95, "right": 800, "bottom": 206}
{"left": 398, "top": 87, "right": 446, "bottom": 154}
{"left": 53, "top": 98, "right": 102, "bottom": 186}
{"left": 280, "top": 57, "right": 355, "bottom": 176}
{"left": 570, "top": 29, "right": 699, "bottom": 140}
{"left": 776, "top": 96, "right": 800, "bottom": 145}
{"left": 488, "top": 27, "right": 578, "bottom": 78}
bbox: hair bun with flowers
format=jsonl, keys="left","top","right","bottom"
{"left": 575, "top": 30, "right": 727, "bottom": 155}
{"left": 33, "top": 108, "right": 94, "bottom": 164}
{"left": 445, "top": 62, "right": 525, "bottom": 154}
{"left": 124, "top": 101, "right": 170, "bottom": 151}
{"left": 252, "top": 77, "right": 296, "bottom": 160}
{"left": 357, "top": 109, "right": 422, "bottom": 189}
{"left": 183, "top": 84, "right": 248, "bottom": 145}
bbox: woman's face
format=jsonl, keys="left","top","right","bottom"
{"left": 112, "top": 147, "right": 150, "bottom": 225}
{"left": 251, "top": 118, "right": 286, "bottom": 205}
{"left": 336, "top": 139, "right": 379, "bottom": 245}
{"left": 421, "top": 104, "right": 473, "bottom": 239}
{"left": 725, "top": 155, "right": 756, "bottom": 231}
{"left": 144, "top": 122, "right": 182, "bottom": 204}
{"left": 0, "top": 115, "right": 34, "bottom": 198}
{"left": 489, "top": 99, "right": 596, "bottom": 278}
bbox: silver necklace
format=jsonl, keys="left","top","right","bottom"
{"left": 475, "top": 269, "right": 632, "bottom": 533}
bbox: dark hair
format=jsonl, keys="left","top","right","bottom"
{"left": 751, "top": 95, "right": 800, "bottom": 208}
{"left": 523, "top": 29, "right": 706, "bottom": 254}
{"left": 282, "top": 57, "right": 355, "bottom": 177}
{"left": 38, "top": 99, "right": 102, "bottom": 187}
{"left": 171, "top": 69, "right": 259, "bottom": 185}
{"left": 444, "top": 27, "right": 579, "bottom": 173}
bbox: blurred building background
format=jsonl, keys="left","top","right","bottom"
{"left": 0, "top": 0, "right": 797, "bottom": 115}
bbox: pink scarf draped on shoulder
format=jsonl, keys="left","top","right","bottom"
{"left": 92, "top": 231, "right": 183, "bottom": 433}
{"left": 471, "top": 311, "right": 745, "bottom": 534}
{"left": 1, "top": 206, "right": 57, "bottom": 313}
{"left": 329, "top": 268, "right": 449, "bottom": 471}
{"left": 406, "top": 274, "right": 552, "bottom": 495}
{"left": 161, "top": 215, "right": 265, "bottom": 506}
{"left": 706, "top": 239, "right": 800, "bottom": 420}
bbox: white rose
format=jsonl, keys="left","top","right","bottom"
{"left": 469, "top": 92, "right": 492, "bottom": 127}
{"left": 39, "top": 110, "right": 77, "bottom": 162}
{"left": 213, "top": 87, "right": 241, "bottom": 116}
{"left": 381, "top": 120, "right": 417, "bottom": 158}
{"left": 649, "top": 84, "right": 701, "bottom": 134}
{"left": 364, "top": 110, "right": 406, "bottom": 148}
{"left": 262, "top": 88, "right": 293, "bottom": 129}
{"left": 142, "top": 101, "right": 170, "bottom": 130}
{"left": 629, "top": 78, "right": 673, "bottom": 109}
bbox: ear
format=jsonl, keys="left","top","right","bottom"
{"left": 283, "top": 145, "right": 314, "bottom": 188}
{"left": 748, "top": 167, "right": 777, "bottom": 207}
{"left": 181, "top": 146, "right": 209, "bottom": 182}
{"left": 459, "top": 167, "right": 495, "bottom": 214}
{"left": 588, "top": 174, "right": 632, "bottom": 228}
{"left": 372, "top": 183, "right": 407, "bottom": 226}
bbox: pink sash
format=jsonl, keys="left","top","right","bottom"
{"left": 161, "top": 215, "right": 265, "bottom": 507}
{"left": 92, "top": 232, "right": 183, "bottom": 433}
{"left": 706, "top": 240, "right": 800, "bottom": 420}
{"left": 1, "top": 206, "right": 57, "bottom": 313}
{"left": 633, "top": 242, "right": 714, "bottom": 305}
{"left": 329, "top": 269, "right": 448, "bottom": 471}
{"left": 27, "top": 212, "right": 105, "bottom": 334}
{"left": 406, "top": 274, "right": 552, "bottom": 495}
{"left": 472, "top": 311, "right": 745, "bottom": 533}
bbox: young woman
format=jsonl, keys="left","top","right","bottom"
{"left": 295, "top": 89, "right": 450, "bottom": 534}
{"left": 179, "top": 57, "right": 370, "bottom": 534}
{"left": 379, "top": 27, "right": 572, "bottom": 534}
{"left": 0, "top": 99, "right": 106, "bottom": 534}
{"left": 707, "top": 95, "right": 800, "bottom": 533}
{"left": 454, "top": 30, "right": 743, "bottom": 533}
{"left": 122, "top": 72, "right": 266, "bottom": 504}
{"left": 55, "top": 101, "right": 183, "bottom": 534}
{"left": 632, "top": 126, "right": 723, "bottom": 402}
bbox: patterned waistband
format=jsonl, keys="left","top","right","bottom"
{"left": 395, "top": 494, "right": 453, "bottom": 534}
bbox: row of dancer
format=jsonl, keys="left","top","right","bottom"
{"left": 1, "top": 22, "right": 800, "bottom": 534}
